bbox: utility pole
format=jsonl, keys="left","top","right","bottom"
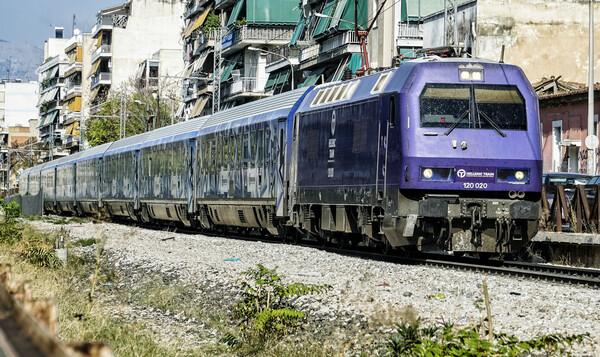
{"left": 588, "top": 0, "right": 597, "bottom": 174}
{"left": 444, "top": 0, "right": 458, "bottom": 46}
{"left": 213, "top": 27, "right": 222, "bottom": 114}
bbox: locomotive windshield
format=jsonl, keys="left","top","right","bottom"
{"left": 419, "top": 84, "right": 526, "bottom": 133}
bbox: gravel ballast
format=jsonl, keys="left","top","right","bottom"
{"left": 35, "top": 220, "right": 599, "bottom": 355}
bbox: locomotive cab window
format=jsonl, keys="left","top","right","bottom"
{"left": 419, "top": 84, "right": 526, "bottom": 132}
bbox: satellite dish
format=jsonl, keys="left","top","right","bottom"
{"left": 74, "top": 29, "right": 81, "bottom": 36}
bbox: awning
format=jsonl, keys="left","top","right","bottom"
{"left": 313, "top": 0, "right": 336, "bottom": 37}
{"left": 37, "top": 88, "right": 59, "bottom": 106}
{"left": 191, "top": 6, "right": 212, "bottom": 33}
{"left": 68, "top": 96, "right": 82, "bottom": 112}
{"left": 175, "top": 102, "right": 185, "bottom": 118}
{"left": 401, "top": 0, "right": 408, "bottom": 22}
{"left": 349, "top": 53, "right": 362, "bottom": 73}
{"left": 264, "top": 72, "right": 279, "bottom": 92}
{"left": 182, "top": 19, "right": 196, "bottom": 39}
{"left": 41, "top": 111, "right": 58, "bottom": 127}
{"left": 184, "top": 63, "right": 193, "bottom": 77}
{"left": 329, "top": 0, "right": 348, "bottom": 29}
{"left": 227, "top": 0, "right": 244, "bottom": 26}
{"left": 339, "top": 0, "right": 367, "bottom": 30}
{"left": 290, "top": 18, "right": 305, "bottom": 46}
{"left": 275, "top": 69, "right": 290, "bottom": 85}
{"left": 96, "top": 32, "right": 103, "bottom": 47}
{"left": 193, "top": 50, "right": 210, "bottom": 73}
{"left": 65, "top": 123, "right": 75, "bottom": 135}
{"left": 46, "top": 66, "right": 59, "bottom": 80}
{"left": 298, "top": 67, "right": 325, "bottom": 88}
{"left": 89, "top": 60, "right": 101, "bottom": 78}
{"left": 246, "top": 0, "right": 301, "bottom": 24}
{"left": 89, "top": 88, "right": 100, "bottom": 103}
{"left": 72, "top": 121, "right": 80, "bottom": 136}
{"left": 190, "top": 96, "right": 209, "bottom": 118}
{"left": 39, "top": 113, "right": 47, "bottom": 127}
{"left": 220, "top": 52, "right": 241, "bottom": 83}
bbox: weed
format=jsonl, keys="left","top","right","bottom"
{"left": 21, "top": 245, "right": 63, "bottom": 268}
{"left": 230, "top": 264, "right": 332, "bottom": 346}
{"left": 70, "top": 238, "right": 101, "bottom": 248}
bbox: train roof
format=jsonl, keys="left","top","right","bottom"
{"left": 140, "top": 115, "right": 210, "bottom": 149}
{"left": 104, "top": 131, "right": 152, "bottom": 156}
{"left": 75, "top": 142, "right": 113, "bottom": 162}
{"left": 200, "top": 87, "right": 311, "bottom": 132}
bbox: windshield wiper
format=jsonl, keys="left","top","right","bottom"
{"left": 443, "top": 109, "right": 470, "bottom": 136}
{"left": 477, "top": 109, "right": 507, "bottom": 137}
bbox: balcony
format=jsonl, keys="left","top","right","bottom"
{"left": 64, "top": 62, "right": 83, "bottom": 77}
{"left": 193, "top": 28, "right": 219, "bottom": 55}
{"left": 321, "top": 31, "right": 361, "bottom": 53}
{"left": 63, "top": 111, "right": 81, "bottom": 126}
{"left": 91, "top": 72, "right": 112, "bottom": 89}
{"left": 223, "top": 77, "right": 269, "bottom": 101}
{"left": 299, "top": 44, "right": 320, "bottom": 62}
{"left": 222, "top": 25, "right": 294, "bottom": 53}
{"left": 397, "top": 23, "right": 423, "bottom": 47}
{"left": 299, "top": 32, "right": 361, "bottom": 70}
{"left": 185, "top": 0, "right": 211, "bottom": 18}
{"left": 92, "top": 15, "right": 114, "bottom": 37}
{"left": 65, "top": 85, "right": 82, "bottom": 99}
{"left": 91, "top": 45, "right": 111, "bottom": 64}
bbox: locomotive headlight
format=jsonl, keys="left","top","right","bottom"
{"left": 471, "top": 70, "right": 483, "bottom": 81}
{"left": 420, "top": 167, "right": 455, "bottom": 182}
{"left": 515, "top": 171, "right": 525, "bottom": 181}
{"left": 496, "top": 169, "right": 529, "bottom": 184}
{"left": 460, "top": 70, "right": 471, "bottom": 81}
{"left": 423, "top": 168, "right": 433, "bottom": 179}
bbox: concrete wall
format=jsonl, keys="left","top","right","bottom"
{"left": 476, "top": 0, "right": 600, "bottom": 83}
{"left": 111, "top": 0, "right": 185, "bottom": 89}
{"left": 1, "top": 82, "right": 38, "bottom": 127}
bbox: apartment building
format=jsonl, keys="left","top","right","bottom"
{"left": 61, "top": 32, "right": 84, "bottom": 152}
{"left": 89, "top": 0, "right": 185, "bottom": 109}
{"left": 37, "top": 28, "right": 69, "bottom": 161}
{"left": 181, "top": 0, "right": 301, "bottom": 119}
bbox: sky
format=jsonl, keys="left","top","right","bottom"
{"left": 0, "top": 1, "right": 124, "bottom": 47}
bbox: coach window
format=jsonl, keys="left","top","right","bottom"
{"left": 250, "top": 130, "right": 257, "bottom": 169}
{"left": 258, "top": 128, "right": 264, "bottom": 167}
{"left": 271, "top": 127, "right": 278, "bottom": 165}
{"left": 236, "top": 134, "right": 242, "bottom": 169}
{"left": 243, "top": 132, "right": 249, "bottom": 169}
{"left": 265, "top": 127, "right": 271, "bottom": 166}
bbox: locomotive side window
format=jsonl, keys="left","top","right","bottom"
{"left": 419, "top": 83, "right": 526, "bottom": 131}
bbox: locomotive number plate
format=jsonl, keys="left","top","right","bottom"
{"left": 463, "top": 182, "right": 488, "bottom": 189}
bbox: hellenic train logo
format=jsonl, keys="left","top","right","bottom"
{"left": 457, "top": 169, "right": 466, "bottom": 178}
{"left": 331, "top": 110, "right": 336, "bottom": 136}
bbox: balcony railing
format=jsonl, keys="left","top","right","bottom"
{"left": 398, "top": 23, "right": 423, "bottom": 39}
{"left": 321, "top": 31, "right": 361, "bottom": 53}
{"left": 299, "top": 44, "right": 320, "bottom": 62}
{"left": 223, "top": 25, "right": 294, "bottom": 50}
{"left": 223, "top": 77, "right": 262, "bottom": 97}
{"left": 66, "top": 85, "right": 82, "bottom": 98}
{"left": 91, "top": 45, "right": 111, "bottom": 64}
{"left": 265, "top": 47, "right": 300, "bottom": 66}
{"left": 91, "top": 72, "right": 112, "bottom": 88}
{"left": 64, "top": 62, "right": 82, "bottom": 76}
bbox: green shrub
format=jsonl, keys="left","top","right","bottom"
{"left": 386, "top": 320, "right": 591, "bottom": 356}
{"left": 231, "top": 264, "right": 331, "bottom": 344}
{"left": 22, "top": 245, "right": 63, "bottom": 268}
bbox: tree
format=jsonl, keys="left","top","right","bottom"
{"left": 84, "top": 77, "right": 181, "bottom": 147}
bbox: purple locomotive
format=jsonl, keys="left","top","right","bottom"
{"left": 291, "top": 57, "right": 541, "bottom": 256}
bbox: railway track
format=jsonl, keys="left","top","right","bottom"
{"left": 82, "top": 217, "right": 600, "bottom": 288}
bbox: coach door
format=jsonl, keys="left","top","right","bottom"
{"left": 275, "top": 119, "right": 286, "bottom": 216}
{"left": 134, "top": 150, "right": 140, "bottom": 210}
{"left": 188, "top": 138, "right": 196, "bottom": 213}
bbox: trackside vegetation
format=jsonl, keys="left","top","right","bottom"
{"left": 0, "top": 207, "right": 593, "bottom": 356}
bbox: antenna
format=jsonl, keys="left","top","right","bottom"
{"left": 72, "top": 14, "right": 76, "bottom": 37}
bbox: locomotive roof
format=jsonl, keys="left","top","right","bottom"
{"left": 140, "top": 115, "right": 210, "bottom": 149}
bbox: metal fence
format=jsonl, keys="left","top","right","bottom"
{"left": 542, "top": 184, "right": 600, "bottom": 233}
{"left": 9, "top": 192, "right": 43, "bottom": 217}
